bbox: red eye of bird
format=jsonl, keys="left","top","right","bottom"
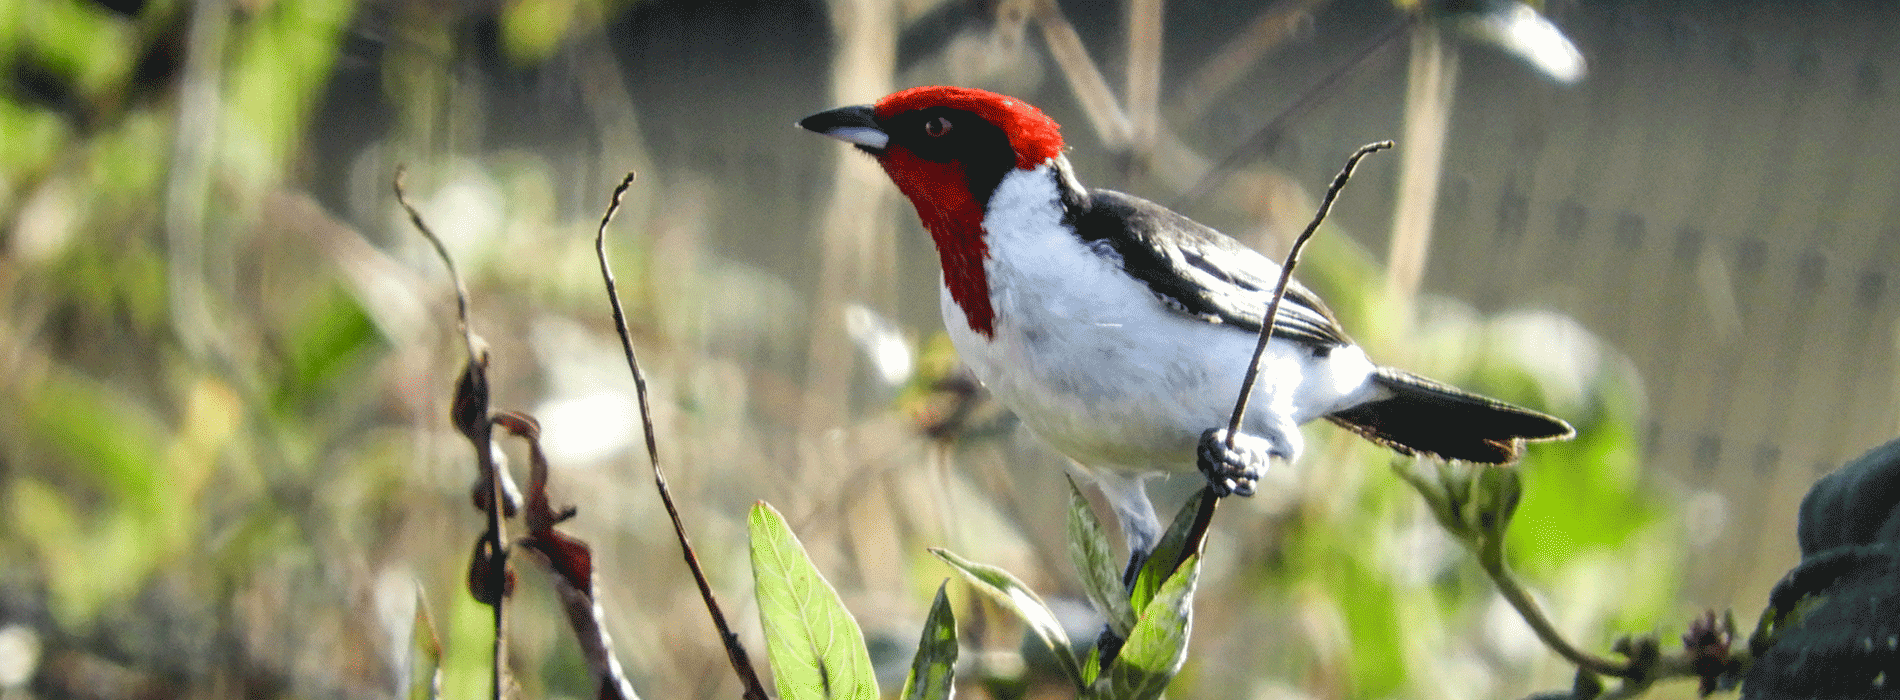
{"left": 924, "top": 117, "right": 952, "bottom": 137}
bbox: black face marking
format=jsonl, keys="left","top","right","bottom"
{"left": 882, "top": 107, "right": 1017, "bottom": 207}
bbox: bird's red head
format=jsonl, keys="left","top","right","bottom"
{"left": 871, "top": 86, "right": 1066, "bottom": 169}
{"left": 800, "top": 86, "right": 1068, "bottom": 338}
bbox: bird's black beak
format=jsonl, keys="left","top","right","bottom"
{"left": 798, "top": 104, "right": 888, "bottom": 155}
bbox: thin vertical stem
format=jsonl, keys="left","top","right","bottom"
{"left": 1126, "top": 0, "right": 1164, "bottom": 151}
{"left": 1380, "top": 24, "right": 1458, "bottom": 325}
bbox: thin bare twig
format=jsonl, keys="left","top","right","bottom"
{"left": 1224, "top": 140, "right": 1393, "bottom": 444}
{"left": 592, "top": 172, "right": 770, "bottom": 700}
{"left": 395, "top": 167, "right": 478, "bottom": 366}
{"left": 1176, "top": 142, "right": 1392, "bottom": 573}
{"left": 395, "top": 168, "right": 510, "bottom": 700}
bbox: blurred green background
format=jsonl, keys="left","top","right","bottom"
{"left": 1, "top": 0, "right": 1894, "bottom": 698}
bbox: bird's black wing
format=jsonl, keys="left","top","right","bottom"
{"left": 1069, "top": 188, "right": 1351, "bottom": 347}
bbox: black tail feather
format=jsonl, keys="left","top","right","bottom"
{"left": 1325, "top": 367, "right": 1574, "bottom": 465}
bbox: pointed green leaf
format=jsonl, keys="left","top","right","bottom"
{"left": 749, "top": 502, "right": 878, "bottom": 700}
{"left": 929, "top": 548, "right": 1084, "bottom": 687}
{"left": 1392, "top": 458, "right": 1474, "bottom": 545}
{"left": 898, "top": 583, "right": 958, "bottom": 700}
{"left": 1066, "top": 477, "right": 1135, "bottom": 635}
{"left": 1099, "top": 555, "right": 1201, "bottom": 700}
{"left": 1474, "top": 466, "right": 1523, "bottom": 535}
{"left": 1130, "top": 490, "right": 1204, "bottom": 613}
{"left": 1082, "top": 637, "right": 1103, "bottom": 687}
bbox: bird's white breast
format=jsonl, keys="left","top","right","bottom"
{"left": 941, "top": 165, "right": 1379, "bottom": 475}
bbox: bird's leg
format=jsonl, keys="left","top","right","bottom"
{"left": 1119, "top": 548, "right": 1150, "bottom": 589}
{"left": 1197, "top": 423, "right": 1295, "bottom": 497}
{"left": 1086, "top": 469, "right": 1162, "bottom": 577}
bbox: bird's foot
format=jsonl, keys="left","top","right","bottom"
{"left": 1197, "top": 428, "right": 1279, "bottom": 497}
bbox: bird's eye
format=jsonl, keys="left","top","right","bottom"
{"left": 923, "top": 117, "right": 953, "bottom": 137}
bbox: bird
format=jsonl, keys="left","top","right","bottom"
{"left": 799, "top": 85, "right": 1572, "bottom": 569}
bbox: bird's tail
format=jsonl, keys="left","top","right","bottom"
{"left": 1325, "top": 367, "right": 1574, "bottom": 465}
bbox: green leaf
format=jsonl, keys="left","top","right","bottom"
{"left": 0, "top": 101, "right": 67, "bottom": 175}
{"left": 1066, "top": 477, "right": 1135, "bottom": 635}
{"left": 929, "top": 548, "right": 1084, "bottom": 688}
{"left": 501, "top": 0, "right": 577, "bottom": 64}
{"left": 1094, "top": 555, "right": 1200, "bottom": 700}
{"left": 1081, "top": 636, "right": 1103, "bottom": 687}
{"left": 274, "top": 282, "right": 383, "bottom": 414}
{"left": 1129, "top": 490, "right": 1204, "bottom": 613}
{"left": 749, "top": 502, "right": 878, "bottom": 700}
{"left": 21, "top": 0, "right": 135, "bottom": 99}
{"left": 898, "top": 583, "right": 958, "bottom": 700}
{"left": 1472, "top": 466, "right": 1523, "bottom": 544}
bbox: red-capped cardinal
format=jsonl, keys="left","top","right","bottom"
{"left": 800, "top": 86, "right": 1571, "bottom": 566}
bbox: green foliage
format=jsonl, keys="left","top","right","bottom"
{"left": 271, "top": 282, "right": 385, "bottom": 415}
{"left": 931, "top": 547, "right": 1085, "bottom": 687}
{"left": 1282, "top": 524, "right": 1410, "bottom": 698}
{"left": 943, "top": 487, "right": 1209, "bottom": 699}
{"left": 1509, "top": 398, "right": 1658, "bottom": 571}
{"left": 1067, "top": 477, "right": 1135, "bottom": 636}
{"left": 1090, "top": 555, "right": 1201, "bottom": 700}
{"left": 0, "top": 100, "right": 67, "bottom": 177}
{"left": 14, "top": 0, "right": 136, "bottom": 100}
{"left": 223, "top": 0, "right": 354, "bottom": 189}
{"left": 501, "top": 0, "right": 579, "bottom": 64}
{"left": 749, "top": 502, "right": 879, "bottom": 700}
{"left": 1128, "top": 490, "right": 1204, "bottom": 615}
{"left": 898, "top": 584, "right": 958, "bottom": 700}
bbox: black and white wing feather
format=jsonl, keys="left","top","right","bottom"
{"left": 1070, "top": 189, "right": 1351, "bottom": 347}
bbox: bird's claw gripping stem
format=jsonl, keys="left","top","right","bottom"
{"left": 1197, "top": 428, "right": 1276, "bottom": 497}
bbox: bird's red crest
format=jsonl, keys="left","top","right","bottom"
{"left": 874, "top": 86, "right": 1065, "bottom": 169}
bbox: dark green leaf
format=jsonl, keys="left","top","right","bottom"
{"left": 1473, "top": 466, "right": 1523, "bottom": 541}
{"left": 1066, "top": 477, "right": 1135, "bottom": 635}
{"left": 1096, "top": 555, "right": 1200, "bottom": 700}
{"left": 1130, "top": 490, "right": 1204, "bottom": 613}
{"left": 898, "top": 583, "right": 958, "bottom": 700}
{"left": 929, "top": 548, "right": 1083, "bottom": 687}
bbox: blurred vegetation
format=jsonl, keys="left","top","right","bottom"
{"left": 0, "top": 0, "right": 1716, "bottom": 699}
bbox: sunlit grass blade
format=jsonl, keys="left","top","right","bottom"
{"left": 1093, "top": 555, "right": 1201, "bottom": 700}
{"left": 1066, "top": 477, "right": 1135, "bottom": 636}
{"left": 898, "top": 583, "right": 958, "bottom": 700}
{"left": 749, "top": 502, "right": 878, "bottom": 700}
{"left": 929, "top": 548, "right": 1084, "bottom": 688}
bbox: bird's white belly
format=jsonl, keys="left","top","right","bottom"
{"left": 940, "top": 165, "right": 1379, "bottom": 475}
{"left": 942, "top": 275, "right": 1373, "bottom": 475}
